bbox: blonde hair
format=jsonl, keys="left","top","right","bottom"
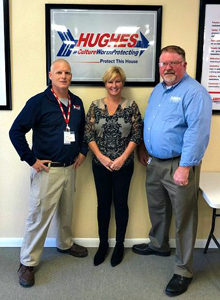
{"left": 103, "top": 66, "right": 126, "bottom": 84}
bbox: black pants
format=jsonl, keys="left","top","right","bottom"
{"left": 92, "top": 161, "right": 134, "bottom": 244}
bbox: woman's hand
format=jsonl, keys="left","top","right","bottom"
{"left": 89, "top": 141, "right": 113, "bottom": 171}
{"left": 110, "top": 155, "right": 126, "bottom": 171}
{"left": 97, "top": 153, "right": 113, "bottom": 171}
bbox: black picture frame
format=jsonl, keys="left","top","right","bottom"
{"left": 45, "top": 4, "right": 162, "bottom": 86}
{"left": 196, "top": 0, "right": 220, "bottom": 113}
{"left": 0, "top": 0, "right": 11, "bottom": 110}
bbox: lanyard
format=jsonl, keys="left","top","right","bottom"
{"left": 51, "top": 88, "right": 71, "bottom": 131}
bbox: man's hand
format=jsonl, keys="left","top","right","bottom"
{"left": 73, "top": 153, "right": 86, "bottom": 169}
{"left": 32, "top": 159, "right": 51, "bottom": 173}
{"left": 137, "top": 142, "right": 149, "bottom": 166}
{"left": 173, "top": 166, "right": 190, "bottom": 186}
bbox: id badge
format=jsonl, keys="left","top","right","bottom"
{"left": 147, "top": 156, "right": 152, "bottom": 165}
{"left": 64, "top": 131, "right": 75, "bottom": 144}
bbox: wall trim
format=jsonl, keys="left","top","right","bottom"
{"left": 0, "top": 238, "right": 219, "bottom": 248}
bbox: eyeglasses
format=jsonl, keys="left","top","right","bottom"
{"left": 158, "top": 61, "right": 183, "bottom": 67}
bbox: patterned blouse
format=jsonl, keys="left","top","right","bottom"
{"left": 84, "top": 98, "right": 143, "bottom": 165}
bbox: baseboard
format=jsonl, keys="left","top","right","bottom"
{"left": 0, "top": 238, "right": 219, "bottom": 248}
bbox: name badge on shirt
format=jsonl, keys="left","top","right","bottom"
{"left": 147, "top": 157, "right": 152, "bottom": 165}
{"left": 64, "top": 131, "right": 75, "bottom": 144}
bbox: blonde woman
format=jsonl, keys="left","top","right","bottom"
{"left": 84, "top": 66, "right": 142, "bottom": 267}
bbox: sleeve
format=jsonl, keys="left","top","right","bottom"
{"left": 180, "top": 88, "right": 212, "bottom": 166}
{"left": 78, "top": 100, "right": 88, "bottom": 156}
{"left": 84, "top": 102, "right": 97, "bottom": 144}
{"left": 130, "top": 101, "right": 143, "bottom": 145}
{"left": 9, "top": 98, "right": 41, "bottom": 166}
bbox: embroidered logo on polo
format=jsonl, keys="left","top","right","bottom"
{"left": 170, "top": 96, "right": 181, "bottom": 103}
{"left": 73, "top": 104, "right": 80, "bottom": 110}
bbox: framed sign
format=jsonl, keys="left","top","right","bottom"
{"left": 196, "top": 0, "right": 220, "bottom": 113}
{"left": 46, "top": 4, "right": 162, "bottom": 86}
{"left": 0, "top": 0, "right": 11, "bottom": 110}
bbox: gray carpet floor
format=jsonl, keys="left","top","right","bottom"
{"left": 0, "top": 247, "right": 219, "bottom": 300}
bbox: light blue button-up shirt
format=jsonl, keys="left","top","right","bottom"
{"left": 144, "top": 73, "right": 212, "bottom": 166}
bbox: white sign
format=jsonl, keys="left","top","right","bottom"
{"left": 0, "top": 0, "right": 6, "bottom": 106}
{"left": 46, "top": 5, "right": 162, "bottom": 86}
{"left": 201, "top": 4, "right": 220, "bottom": 110}
{"left": 0, "top": 0, "right": 11, "bottom": 110}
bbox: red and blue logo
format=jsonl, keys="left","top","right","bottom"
{"left": 56, "top": 29, "right": 149, "bottom": 57}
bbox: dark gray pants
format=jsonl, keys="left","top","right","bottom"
{"left": 146, "top": 157, "right": 201, "bottom": 277}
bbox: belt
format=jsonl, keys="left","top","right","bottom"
{"left": 152, "top": 156, "right": 180, "bottom": 161}
{"left": 44, "top": 162, "right": 73, "bottom": 167}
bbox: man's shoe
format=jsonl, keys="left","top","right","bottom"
{"left": 132, "top": 243, "right": 171, "bottom": 256}
{"left": 165, "top": 274, "right": 192, "bottom": 297}
{"left": 111, "top": 243, "right": 124, "bottom": 267}
{"left": 94, "top": 243, "right": 109, "bottom": 266}
{"left": 18, "top": 264, "right": 35, "bottom": 287}
{"left": 57, "top": 243, "right": 88, "bottom": 257}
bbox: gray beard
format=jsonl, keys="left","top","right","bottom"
{"left": 164, "top": 74, "right": 176, "bottom": 85}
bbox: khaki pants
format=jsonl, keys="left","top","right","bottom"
{"left": 146, "top": 157, "right": 201, "bottom": 278}
{"left": 20, "top": 165, "right": 75, "bottom": 267}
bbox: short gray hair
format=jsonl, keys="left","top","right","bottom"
{"left": 160, "top": 45, "right": 186, "bottom": 61}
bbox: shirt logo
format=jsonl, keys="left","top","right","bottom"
{"left": 170, "top": 96, "right": 181, "bottom": 103}
{"left": 73, "top": 104, "right": 80, "bottom": 110}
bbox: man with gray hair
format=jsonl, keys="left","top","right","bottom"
{"left": 9, "top": 59, "right": 88, "bottom": 287}
{"left": 132, "top": 46, "right": 212, "bottom": 297}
